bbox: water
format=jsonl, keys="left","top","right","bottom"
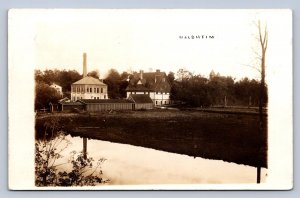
{"left": 53, "top": 135, "right": 267, "bottom": 185}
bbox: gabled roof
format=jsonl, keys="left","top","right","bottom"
{"left": 125, "top": 83, "right": 152, "bottom": 92}
{"left": 59, "top": 97, "right": 70, "bottom": 103}
{"left": 128, "top": 94, "right": 153, "bottom": 104}
{"left": 72, "top": 76, "right": 107, "bottom": 86}
{"left": 77, "top": 99, "right": 133, "bottom": 104}
{"left": 126, "top": 71, "right": 171, "bottom": 93}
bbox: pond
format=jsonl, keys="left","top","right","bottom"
{"left": 50, "top": 135, "right": 267, "bottom": 185}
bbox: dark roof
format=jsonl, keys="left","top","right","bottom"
{"left": 128, "top": 94, "right": 153, "bottom": 104}
{"left": 125, "top": 83, "right": 152, "bottom": 91}
{"left": 126, "top": 71, "right": 171, "bottom": 92}
{"left": 77, "top": 99, "right": 133, "bottom": 104}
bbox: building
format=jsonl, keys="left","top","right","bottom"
{"left": 77, "top": 99, "right": 134, "bottom": 112}
{"left": 128, "top": 94, "right": 154, "bottom": 110}
{"left": 71, "top": 53, "right": 108, "bottom": 101}
{"left": 126, "top": 69, "right": 171, "bottom": 106}
{"left": 50, "top": 83, "right": 63, "bottom": 97}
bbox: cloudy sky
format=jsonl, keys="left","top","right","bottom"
{"left": 13, "top": 9, "right": 291, "bottom": 81}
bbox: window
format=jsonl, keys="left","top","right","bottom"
{"left": 101, "top": 88, "right": 103, "bottom": 93}
{"left": 156, "top": 101, "right": 158, "bottom": 105}
{"left": 97, "top": 88, "right": 99, "bottom": 93}
{"left": 97, "top": 97, "right": 99, "bottom": 99}
{"left": 164, "top": 101, "right": 167, "bottom": 104}
{"left": 156, "top": 91, "right": 158, "bottom": 94}
{"left": 90, "top": 88, "right": 92, "bottom": 92}
{"left": 104, "top": 95, "right": 106, "bottom": 99}
{"left": 94, "top": 88, "right": 96, "bottom": 93}
{"left": 87, "top": 88, "right": 89, "bottom": 93}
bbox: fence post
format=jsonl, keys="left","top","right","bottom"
{"left": 257, "top": 166, "right": 261, "bottom": 183}
{"left": 83, "top": 137, "right": 87, "bottom": 159}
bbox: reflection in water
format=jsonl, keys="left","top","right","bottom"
{"left": 55, "top": 135, "right": 267, "bottom": 185}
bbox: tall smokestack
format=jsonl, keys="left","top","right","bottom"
{"left": 140, "top": 70, "right": 143, "bottom": 80}
{"left": 83, "top": 53, "right": 87, "bottom": 77}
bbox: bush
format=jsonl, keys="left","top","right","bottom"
{"left": 35, "top": 132, "right": 108, "bottom": 186}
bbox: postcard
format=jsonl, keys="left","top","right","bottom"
{"left": 8, "top": 9, "right": 293, "bottom": 190}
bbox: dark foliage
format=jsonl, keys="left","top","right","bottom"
{"left": 103, "top": 69, "right": 128, "bottom": 99}
{"left": 170, "top": 69, "right": 268, "bottom": 107}
{"left": 35, "top": 81, "right": 62, "bottom": 110}
{"left": 35, "top": 69, "right": 82, "bottom": 92}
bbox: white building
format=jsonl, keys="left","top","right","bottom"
{"left": 126, "top": 69, "right": 171, "bottom": 106}
{"left": 50, "top": 83, "right": 63, "bottom": 96}
{"left": 71, "top": 53, "right": 108, "bottom": 101}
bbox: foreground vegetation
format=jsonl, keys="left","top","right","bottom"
{"left": 36, "top": 109, "right": 267, "bottom": 168}
{"left": 35, "top": 122, "right": 107, "bottom": 186}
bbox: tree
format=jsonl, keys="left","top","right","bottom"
{"left": 257, "top": 20, "right": 268, "bottom": 108}
{"left": 167, "top": 71, "right": 175, "bottom": 85}
{"left": 58, "top": 70, "right": 82, "bottom": 92}
{"left": 87, "top": 70, "right": 100, "bottom": 79}
{"left": 176, "top": 69, "right": 193, "bottom": 81}
{"left": 104, "top": 69, "right": 122, "bottom": 99}
{"left": 35, "top": 81, "right": 62, "bottom": 110}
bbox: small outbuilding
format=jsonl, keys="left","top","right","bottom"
{"left": 128, "top": 94, "right": 154, "bottom": 110}
{"left": 58, "top": 98, "right": 85, "bottom": 112}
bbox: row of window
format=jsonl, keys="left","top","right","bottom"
{"left": 72, "top": 95, "right": 106, "bottom": 101}
{"left": 155, "top": 92, "right": 169, "bottom": 95}
{"left": 72, "top": 86, "right": 104, "bottom": 93}
{"left": 128, "top": 91, "right": 169, "bottom": 95}
{"left": 155, "top": 100, "right": 169, "bottom": 105}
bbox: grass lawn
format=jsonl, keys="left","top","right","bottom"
{"left": 36, "top": 109, "right": 267, "bottom": 168}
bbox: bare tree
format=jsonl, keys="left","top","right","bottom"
{"left": 257, "top": 20, "right": 268, "bottom": 184}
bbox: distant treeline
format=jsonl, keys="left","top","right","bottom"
{"left": 34, "top": 68, "right": 267, "bottom": 110}
{"left": 169, "top": 69, "right": 268, "bottom": 107}
{"left": 34, "top": 69, "right": 130, "bottom": 110}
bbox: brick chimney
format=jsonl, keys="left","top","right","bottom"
{"left": 83, "top": 53, "right": 87, "bottom": 77}
{"left": 140, "top": 70, "right": 143, "bottom": 80}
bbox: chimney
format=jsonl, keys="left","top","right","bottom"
{"left": 140, "top": 70, "right": 143, "bottom": 80}
{"left": 83, "top": 53, "right": 87, "bottom": 77}
{"left": 156, "top": 69, "right": 160, "bottom": 73}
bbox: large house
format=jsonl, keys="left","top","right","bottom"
{"left": 71, "top": 53, "right": 108, "bottom": 101}
{"left": 126, "top": 69, "right": 171, "bottom": 106}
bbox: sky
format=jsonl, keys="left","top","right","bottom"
{"left": 28, "top": 9, "right": 292, "bottom": 81}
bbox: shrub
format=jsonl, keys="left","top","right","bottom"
{"left": 35, "top": 132, "right": 108, "bottom": 186}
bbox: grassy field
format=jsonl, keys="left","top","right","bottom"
{"left": 35, "top": 109, "right": 267, "bottom": 168}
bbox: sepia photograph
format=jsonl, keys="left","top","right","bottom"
{"left": 8, "top": 9, "right": 293, "bottom": 190}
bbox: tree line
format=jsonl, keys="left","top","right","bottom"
{"left": 169, "top": 69, "right": 267, "bottom": 107}
{"left": 35, "top": 68, "right": 267, "bottom": 110}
